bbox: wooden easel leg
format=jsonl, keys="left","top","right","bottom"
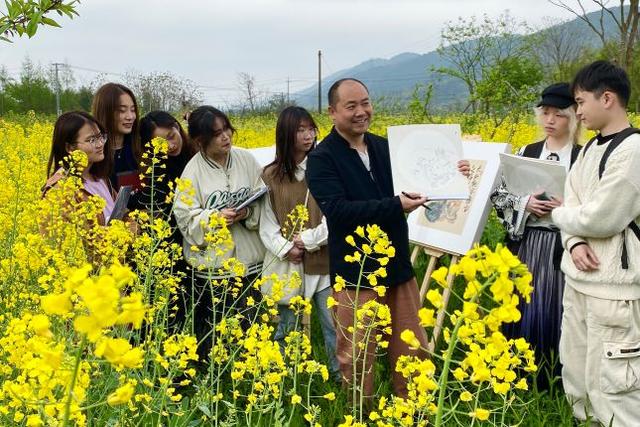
{"left": 428, "top": 255, "right": 458, "bottom": 353}
{"left": 419, "top": 255, "right": 439, "bottom": 301}
{"left": 410, "top": 246, "right": 421, "bottom": 264}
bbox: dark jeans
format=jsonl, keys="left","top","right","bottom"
{"left": 189, "top": 272, "right": 261, "bottom": 362}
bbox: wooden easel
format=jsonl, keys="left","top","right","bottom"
{"left": 410, "top": 244, "right": 460, "bottom": 353}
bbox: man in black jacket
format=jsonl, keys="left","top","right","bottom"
{"left": 306, "top": 78, "right": 468, "bottom": 400}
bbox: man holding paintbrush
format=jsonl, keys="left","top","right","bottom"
{"left": 306, "top": 77, "right": 469, "bottom": 401}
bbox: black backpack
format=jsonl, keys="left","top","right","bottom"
{"left": 582, "top": 127, "right": 640, "bottom": 269}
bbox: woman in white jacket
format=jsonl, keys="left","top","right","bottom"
{"left": 174, "top": 106, "right": 265, "bottom": 360}
{"left": 260, "top": 106, "right": 340, "bottom": 381}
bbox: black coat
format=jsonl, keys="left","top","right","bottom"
{"left": 306, "top": 127, "right": 413, "bottom": 288}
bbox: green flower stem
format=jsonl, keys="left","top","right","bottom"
{"left": 62, "top": 336, "right": 86, "bottom": 427}
{"left": 434, "top": 277, "right": 491, "bottom": 427}
{"left": 351, "top": 254, "right": 367, "bottom": 419}
{"left": 434, "top": 308, "right": 464, "bottom": 427}
{"left": 286, "top": 342, "right": 301, "bottom": 426}
{"left": 358, "top": 310, "right": 377, "bottom": 423}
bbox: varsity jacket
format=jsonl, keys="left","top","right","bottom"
{"left": 552, "top": 133, "right": 640, "bottom": 299}
{"left": 174, "top": 148, "right": 265, "bottom": 278}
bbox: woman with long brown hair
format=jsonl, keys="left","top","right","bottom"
{"left": 92, "top": 83, "right": 142, "bottom": 192}
{"left": 173, "top": 105, "right": 264, "bottom": 360}
{"left": 139, "top": 110, "right": 197, "bottom": 330}
{"left": 259, "top": 106, "right": 340, "bottom": 382}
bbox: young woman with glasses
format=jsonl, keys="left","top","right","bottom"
{"left": 490, "top": 82, "right": 582, "bottom": 389}
{"left": 259, "top": 106, "right": 340, "bottom": 382}
{"left": 43, "top": 111, "right": 115, "bottom": 225}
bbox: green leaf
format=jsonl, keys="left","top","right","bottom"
{"left": 6, "top": 0, "right": 19, "bottom": 17}
{"left": 25, "top": 14, "right": 40, "bottom": 37}
{"left": 40, "top": 16, "right": 60, "bottom": 27}
{"left": 197, "top": 404, "right": 212, "bottom": 418}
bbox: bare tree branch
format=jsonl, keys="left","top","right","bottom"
{"left": 548, "top": 0, "right": 640, "bottom": 68}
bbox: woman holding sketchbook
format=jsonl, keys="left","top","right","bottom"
{"left": 491, "top": 83, "right": 582, "bottom": 388}
{"left": 43, "top": 111, "right": 115, "bottom": 224}
{"left": 173, "top": 106, "right": 264, "bottom": 360}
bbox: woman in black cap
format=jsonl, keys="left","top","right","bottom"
{"left": 491, "top": 82, "right": 581, "bottom": 389}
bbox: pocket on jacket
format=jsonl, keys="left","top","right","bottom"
{"left": 587, "top": 298, "right": 631, "bottom": 330}
{"left": 600, "top": 340, "right": 640, "bottom": 394}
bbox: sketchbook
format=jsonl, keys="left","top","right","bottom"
{"left": 425, "top": 194, "right": 470, "bottom": 201}
{"left": 108, "top": 185, "right": 133, "bottom": 223}
{"left": 499, "top": 153, "right": 567, "bottom": 198}
{"left": 233, "top": 186, "right": 269, "bottom": 211}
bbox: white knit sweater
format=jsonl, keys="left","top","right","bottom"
{"left": 552, "top": 133, "right": 640, "bottom": 299}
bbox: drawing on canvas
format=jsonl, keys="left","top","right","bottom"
{"left": 499, "top": 153, "right": 567, "bottom": 198}
{"left": 417, "top": 160, "right": 486, "bottom": 235}
{"left": 388, "top": 124, "right": 469, "bottom": 197}
{"left": 407, "top": 142, "right": 510, "bottom": 255}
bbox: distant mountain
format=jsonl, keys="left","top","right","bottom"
{"left": 294, "top": 7, "right": 619, "bottom": 109}
{"left": 294, "top": 51, "right": 467, "bottom": 109}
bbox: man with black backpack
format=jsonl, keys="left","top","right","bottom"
{"left": 551, "top": 60, "right": 640, "bottom": 426}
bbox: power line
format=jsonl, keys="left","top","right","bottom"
{"left": 65, "top": 64, "right": 125, "bottom": 77}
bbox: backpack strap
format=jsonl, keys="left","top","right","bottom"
{"left": 582, "top": 135, "right": 598, "bottom": 157}
{"left": 570, "top": 144, "right": 582, "bottom": 168}
{"left": 598, "top": 127, "right": 640, "bottom": 178}
{"left": 620, "top": 223, "right": 640, "bottom": 269}
{"left": 594, "top": 127, "right": 640, "bottom": 269}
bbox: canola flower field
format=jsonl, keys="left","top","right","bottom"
{"left": 0, "top": 112, "right": 590, "bottom": 426}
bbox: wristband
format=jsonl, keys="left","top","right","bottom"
{"left": 569, "top": 242, "right": 587, "bottom": 254}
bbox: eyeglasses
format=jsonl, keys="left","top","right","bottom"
{"left": 78, "top": 133, "right": 108, "bottom": 146}
{"left": 297, "top": 127, "right": 317, "bottom": 135}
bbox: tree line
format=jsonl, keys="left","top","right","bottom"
{"left": 0, "top": 59, "right": 204, "bottom": 116}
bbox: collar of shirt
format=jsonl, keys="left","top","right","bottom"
{"left": 202, "top": 150, "right": 232, "bottom": 170}
{"left": 294, "top": 157, "right": 308, "bottom": 181}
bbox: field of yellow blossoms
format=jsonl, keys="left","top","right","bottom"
{"left": 0, "top": 112, "right": 589, "bottom": 426}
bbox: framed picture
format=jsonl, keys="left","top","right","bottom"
{"left": 407, "top": 141, "right": 510, "bottom": 255}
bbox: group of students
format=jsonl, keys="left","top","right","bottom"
{"left": 42, "top": 84, "right": 342, "bottom": 380}
{"left": 43, "top": 58, "right": 640, "bottom": 425}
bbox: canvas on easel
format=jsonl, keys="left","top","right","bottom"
{"left": 408, "top": 142, "right": 510, "bottom": 256}
{"left": 393, "top": 139, "right": 510, "bottom": 352}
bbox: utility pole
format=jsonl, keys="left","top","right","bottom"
{"left": 52, "top": 62, "right": 63, "bottom": 116}
{"left": 317, "top": 50, "right": 322, "bottom": 114}
{"left": 286, "top": 77, "right": 290, "bottom": 104}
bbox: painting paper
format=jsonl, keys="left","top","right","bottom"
{"left": 388, "top": 124, "right": 469, "bottom": 199}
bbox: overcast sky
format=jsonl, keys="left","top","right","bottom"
{"left": 1, "top": 0, "right": 598, "bottom": 105}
